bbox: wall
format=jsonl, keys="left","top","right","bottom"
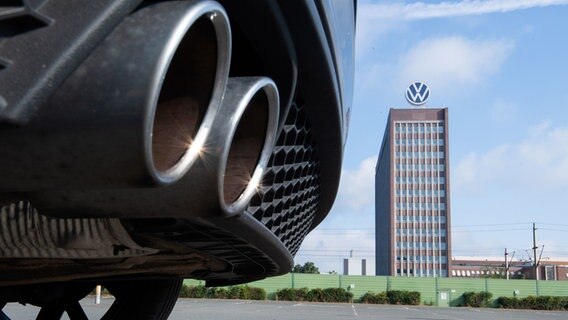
{"left": 184, "top": 274, "right": 568, "bottom": 306}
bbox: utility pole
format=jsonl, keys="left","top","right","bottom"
{"left": 505, "top": 248, "right": 509, "bottom": 280}
{"left": 532, "top": 223, "right": 539, "bottom": 280}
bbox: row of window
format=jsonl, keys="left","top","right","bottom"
{"left": 396, "top": 177, "right": 446, "bottom": 184}
{"left": 395, "top": 139, "right": 444, "bottom": 146}
{"left": 396, "top": 256, "right": 448, "bottom": 263}
{"left": 396, "top": 203, "right": 447, "bottom": 210}
{"left": 396, "top": 216, "right": 447, "bottom": 223}
{"left": 396, "top": 228, "right": 447, "bottom": 236}
{"left": 394, "top": 125, "right": 444, "bottom": 134}
{"left": 395, "top": 151, "right": 445, "bottom": 159}
{"left": 396, "top": 189, "right": 446, "bottom": 197}
{"left": 397, "top": 269, "right": 448, "bottom": 277}
{"left": 395, "top": 164, "right": 445, "bottom": 172}
{"left": 396, "top": 242, "right": 448, "bottom": 249}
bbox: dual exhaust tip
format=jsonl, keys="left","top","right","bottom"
{"left": 0, "top": 1, "right": 279, "bottom": 217}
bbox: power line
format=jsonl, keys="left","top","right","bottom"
{"left": 536, "top": 222, "right": 568, "bottom": 228}
{"left": 452, "top": 228, "right": 527, "bottom": 233}
{"left": 452, "top": 222, "right": 533, "bottom": 228}
{"left": 540, "top": 228, "right": 568, "bottom": 233}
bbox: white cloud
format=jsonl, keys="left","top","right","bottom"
{"left": 397, "top": 36, "right": 514, "bottom": 94}
{"left": 356, "top": 0, "right": 567, "bottom": 59}
{"left": 362, "top": 0, "right": 568, "bottom": 21}
{"left": 454, "top": 122, "right": 568, "bottom": 191}
{"left": 335, "top": 156, "right": 377, "bottom": 211}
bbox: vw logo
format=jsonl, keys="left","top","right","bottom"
{"left": 405, "top": 82, "right": 430, "bottom": 106}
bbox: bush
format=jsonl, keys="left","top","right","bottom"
{"left": 405, "top": 291, "right": 421, "bottom": 305}
{"left": 246, "top": 286, "right": 267, "bottom": 300}
{"left": 387, "top": 290, "right": 420, "bottom": 305}
{"left": 306, "top": 288, "right": 325, "bottom": 302}
{"left": 179, "top": 285, "right": 207, "bottom": 298}
{"left": 496, "top": 296, "right": 519, "bottom": 309}
{"left": 497, "top": 295, "right": 568, "bottom": 311}
{"left": 178, "top": 285, "right": 265, "bottom": 300}
{"left": 210, "top": 287, "right": 233, "bottom": 299}
{"left": 227, "top": 286, "right": 244, "bottom": 299}
{"left": 295, "top": 288, "right": 309, "bottom": 301}
{"left": 360, "top": 292, "right": 388, "bottom": 304}
{"left": 322, "top": 288, "right": 352, "bottom": 303}
{"left": 276, "top": 288, "right": 296, "bottom": 301}
{"left": 360, "top": 290, "right": 418, "bottom": 305}
{"left": 462, "top": 291, "right": 493, "bottom": 307}
{"left": 275, "top": 287, "right": 352, "bottom": 303}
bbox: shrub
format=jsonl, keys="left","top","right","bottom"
{"left": 376, "top": 292, "right": 389, "bottom": 304}
{"left": 360, "top": 292, "right": 388, "bottom": 304}
{"left": 360, "top": 290, "right": 418, "bottom": 305}
{"left": 228, "top": 286, "right": 244, "bottom": 299}
{"left": 214, "top": 288, "right": 228, "bottom": 299}
{"left": 306, "top": 288, "right": 325, "bottom": 302}
{"left": 496, "top": 296, "right": 519, "bottom": 309}
{"left": 322, "top": 288, "right": 352, "bottom": 303}
{"left": 178, "top": 284, "right": 265, "bottom": 300}
{"left": 523, "top": 296, "right": 538, "bottom": 309}
{"left": 207, "top": 287, "right": 233, "bottom": 299}
{"left": 405, "top": 291, "right": 421, "bottom": 305}
{"left": 295, "top": 288, "right": 309, "bottom": 301}
{"left": 247, "top": 286, "right": 267, "bottom": 300}
{"left": 276, "top": 287, "right": 352, "bottom": 302}
{"left": 386, "top": 290, "right": 404, "bottom": 305}
{"left": 497, "top": 295, "right": 568, "bottom": 311}
{"left": 387, "top": 290, "right": 420, "bottom": 305}
{"left": 462, "top": 291, "right": 492, "bottom": 307}
{"left": 179, "top": 284, "right": 190, "bottom": 298}
{"left": 276, "top": 288, "right": 296, "bottom": 301}
{"left": 179, "top": 285, "right": 207, "bottom": 298}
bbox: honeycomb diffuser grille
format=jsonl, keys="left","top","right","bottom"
{"left": 245, "top": 104, "right": 320, "bottom": 256}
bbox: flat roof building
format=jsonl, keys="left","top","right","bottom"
{"left": 375, "top": 108, "right": 452, "bottom": 277}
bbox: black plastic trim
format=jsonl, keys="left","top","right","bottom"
{"left": 0, "top": 0, "right": 142, "bottom": 123}
{"left": 277, "top": 0, "right": 344, "bottom": 231}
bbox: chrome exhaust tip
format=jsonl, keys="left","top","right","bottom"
{"left": 149, "top": 1, "right": 232, "bottom": 184}
{"left": 219, "top": 78, "right": 279, "bottom": 215}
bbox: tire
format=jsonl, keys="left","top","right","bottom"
{"left": 101, "top": 278, "right": 182, "bottom": 320}
{"left": 8, "top": 278, "right": 183, "bottom": 319}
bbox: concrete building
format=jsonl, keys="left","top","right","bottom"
{"left": 375, "top": 108, "right": 451, "bottom": 277}
{"left": 343, "top": 258, "right": 376, "bottom": 276}
{"left": 452, "top": 256, "right": 568, "bottom": 281}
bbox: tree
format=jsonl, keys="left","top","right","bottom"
{"left": 292, "top": 261, "right": 320, "bottom": 274}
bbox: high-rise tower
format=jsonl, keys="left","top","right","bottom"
{"left": 375, "top": 108, "right": 451, "bottom": 277}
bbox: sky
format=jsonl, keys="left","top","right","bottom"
{"left": 295, "top": 0, "right": 568, "bottom": 273}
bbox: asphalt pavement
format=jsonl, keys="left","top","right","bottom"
{"left": 3, "top": 298, "right": 568, "bottom": 319}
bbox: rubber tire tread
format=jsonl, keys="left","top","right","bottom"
{"left": 101, "top": 278, "right": 182, "bottom": 320}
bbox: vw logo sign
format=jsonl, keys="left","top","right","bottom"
{"left": 406, "top": 82, "right": 430, "bottom": 106}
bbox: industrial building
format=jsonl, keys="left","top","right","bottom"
{"left": 375, "top": 108, "right": 451, "bottom": 277}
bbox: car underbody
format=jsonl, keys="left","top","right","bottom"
{"left": 0, "top": 0, "right": 355, "bottom": 318}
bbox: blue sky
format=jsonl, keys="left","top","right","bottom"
{"left": 295, "top": 0, "right": 568, "bottom": 273}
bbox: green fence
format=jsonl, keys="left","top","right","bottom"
{"left": 184, "top": 275, "right": 568, "bottom": 306}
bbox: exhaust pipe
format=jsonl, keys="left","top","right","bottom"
{"left": 0, "top": 0, "right": 231, "bottom": 191}
{"left": 30, "top": 77, "right": 279, "bottom": 219}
